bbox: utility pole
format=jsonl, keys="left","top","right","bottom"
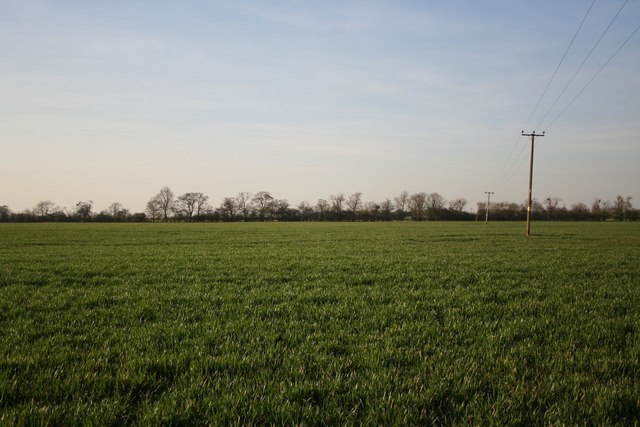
{"left": 521, "top": 131, "right": 544, "bottom": 236}
{"left": 484, "top": 191, "right": 494, "bottom": 223}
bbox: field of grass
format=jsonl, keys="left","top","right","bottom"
{"left": 0, "top": 222, "right": 638, "bottom": 425}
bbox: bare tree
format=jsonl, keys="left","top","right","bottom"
{"left": 156, "top": 187, "right": 175, "bottom": 222}
{"left": 272, "top": 199, "right": 289, "bottom": 221}
{"left": 612, "top": 195, "right": 633, "bottom": 221}
{"left": 176, "top": 193, "right": 195, "bottom": 220}
{"left": 544, "top": 197, "right": 561, "bottom": 220}
{"left": 567, "top": 202, "right": 588, "bottom": 220}
{"left": 193, "top": 193, "right": 210, "bottom": 217}
{"left": 426, "top": 192, "right": 445, "bottom": 220}
{"left": 236, "top": 192, "right": 252, "bottom": 221}
{"left": 448, "top": 198, "right": 467, "bottom": 213}
{"left": 601, "top": 200, "right": 612, "bottom": 220}
{"left": 380, "top": 197, "right": 393, "bottom": 221}
{"left": 591, "top": 198, "right": 603, "bottom": 220}
{"left": 176, "top": 192, "right": 208, "bottom": 221}
{"left": 33, "top": 200, "right": 57, "bottom": 217}
{"left": 330, "top": 193, "right": 345, "bottom": 211}
{"left": 346, "top": 192, "right": 363, "bottom": 220}
{"left": 145, "top": 198, "right": 162, "bottom": 221}
{"left": 316, "top": 199, "right": 329, "bottom": 221}
{"left": 105, "top": 202, "right": 129, "bottom": 221}
{"left": 363, "top": 201, "right": 380, "bottom": 221}
{"left": 298, "top": 201, "right": 314, "bottom": 221}
{"left": 0, "top": 205, "right": 11, "bottom": 221}
{"left": 75, "top": 200, "right": 93, "bottom": 221}
{"left": 219, "top": 197, "right": 238, "bottom": 221}
{"left": 107, "top": 202, "right": 123, "bottom": 217}
{"left": 409, "top": 192, "right": 427, "bottom": 221}
{"left": 394, "top": 191, "right": 409, "bottom": 220}
{"left": 252, "top": 191, "right": 274, "bottom": 221}
{"left": 524, "top": 198, "right": 544, "bottom": 219}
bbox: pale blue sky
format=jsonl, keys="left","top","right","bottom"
{"left": 1, "top": 0, "right": 639, "bottom": 213}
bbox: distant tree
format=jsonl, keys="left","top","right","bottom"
{"left": 330, "top": 193, "right": 345, "bottom": 220}
{"left": 409, "top": 192, "right": 427, "bottom": 221}
{"left": 108, "top": 202, "right": 124, "bottom": 218}
{"left": 156, "top": 187, "right": 175, "bottom": 222}
{"left": 272, "top": 199, "right": 289, "bottom": 221}
{"left": 219, "top": 197, "right": 238, "bottom": 221}
{"left": 236, "top": 192, "right": 252, "bottom": 221}
{"left": 176, "top": 192, "right": 208, "bottom": 221}
{"left": 448, "top": 198, "right": 467, "bottom": 213}
{"left": 129, "top": 212, "right": 147, "bottom": 222}
{"left": 568, "top": 202, "right": 589, "bottom": 220}
{"left": 591, "top": 198, "right": 604, "bottom": 221}
{"left": 529, "top": 198, "right": 544, "bottom": 220}
{"left": 555, "top": 203, "right": 568, "bottom": 221}
{"left": 346, "top": 192, "right": 363, "bottom": 220}
{"left": 426, "top": 192, "right": 445, "bottom": 220}
{"left": 95, "top": 210, "right": 113, "bottom": 222}
{"left": 104, "top": 202, "right": 130, "bottom": 221}
{"left": 625, "top": 196, "right": 633, "bottom": 221}
{"left": 477, "top": 200, "right": 524, "bottom": 221}
{"left": 298, "top": 201, "right": 314, "bottom": 221}
{"left": 380, "top": 198, "right": 393, "bottom": 221}
{"left": 316, "top": 199, "right": 329, "bottom": 221}
{"left": 612, "top": 195, "right": 633, "bottom": 221}
{"left": 252, "top": 191, "right": 274, "bottom": 221}
{"left": 33, "top": 200, "right": 58, "bottom": 217}
{"left": 0, "top": 205, "right": 11, "bottom": 221}
{"left": 508, "top": 202, "right": 526, "bottom": 220}
{"left": 75, "top": 200, "right": 93, "bottom": 221}
{"left": 601, "top": 200, "right": 612, "bottom": 220}
{"left": 394, "top": 191, "right": 409, "bottom": 220}
{"left": 362, "top": 201, "right": 380, "bottom": 221}
{"left": 193, "top": 192, "right": 210, "bottom": 217}
{"left": 544, "top": 197, "right": 561, "bottom": 220}
{"left": 145, "top": 198, "right": 162, "bottom": 222}
{"left": 627, "top": 201, "right": 639, "bottom": 221}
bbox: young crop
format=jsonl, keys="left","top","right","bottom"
{"left": 0, "top": 222, "right": 638, "bottom": 424}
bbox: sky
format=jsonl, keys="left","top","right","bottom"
{"left": 1, "top": 0, "right": 639, "bottom": 213}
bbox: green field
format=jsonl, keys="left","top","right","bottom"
{"left": 0, "top": 222, "right": 638, "bottom": 425}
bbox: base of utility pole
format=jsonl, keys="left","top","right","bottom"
{"left": 522, "top": 131, "right": 544, "bottom": 237}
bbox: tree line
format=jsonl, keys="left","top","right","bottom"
{"left": 476, "top": 195, "right": 637, "bottom": 222}
{"left": 0, "top": 187, "right": 636, "bottom": 222}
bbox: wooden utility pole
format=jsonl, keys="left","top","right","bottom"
{"left": 521, "top": 131, "right": 544, "bottom": 236}
{"left": 484, "top": 191, "right": 494, "bottom": 223}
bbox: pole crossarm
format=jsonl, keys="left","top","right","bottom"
{"left": 521, "top": 131, "right": 545, "bottom": 236}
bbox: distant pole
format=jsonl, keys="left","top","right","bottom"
{"left": 484, "top": 191, "right": 494, "bottom": 223}
{"left": 521, "top": 131, "right": 545, "bottom": 236}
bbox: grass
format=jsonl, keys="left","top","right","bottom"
{"left": 0, "top": 222, "right": 638, "bottom": 425}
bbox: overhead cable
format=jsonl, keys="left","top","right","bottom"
{"left": 490, "top": 0, "right": 598, "bottom": 192}
{"left": 546, "top": 21, "right": 640, "bottom": 130}
{"left": 522, "top": 0, "right": 597, "bottom": 132}
{"left": 534, "top": 0, "right": 630, "bottom": 130}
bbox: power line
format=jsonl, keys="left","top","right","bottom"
{"left": 489, "top": 0, "right": 634, "bottom": 206}
{"left": 490, "top": 0, "right": 596, "bottom": 192}
{"left": 495, "top": 143, "right": 529, "bottom": 193}
{"left": 535, "top": 0, "right": 630, "bottom": 131}
{"left": 522, "top": 0, "right": 597, "bottom": 132}
{"left": 490, "top": 135, "right": 521, "bottom": 190}
{"left": 546, "top": 20, "right": 640, "bottom": 131}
